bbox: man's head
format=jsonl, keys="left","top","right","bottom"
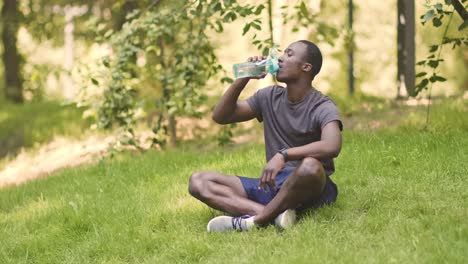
{"left": 276, "top": 40, "right": 323, "bottom": 83}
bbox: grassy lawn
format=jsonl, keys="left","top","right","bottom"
{"left": 0, "top": 99, "right": 467, "bottom": 263}
{"left": 0, "top": 101, "right": 87, "bottom": 158}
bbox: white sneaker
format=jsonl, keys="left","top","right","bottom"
{"left": 274, "top": 209, "right": 296, "bottom": 229}
{"left": 207, "top": 215, "right": 255, "bottom": 232}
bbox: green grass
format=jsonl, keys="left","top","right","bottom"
{"left": 0, "top": 101, "right": 87, "bottom": 157}
{"left": 0, "top": 98, "right": 467, "bottom": 263}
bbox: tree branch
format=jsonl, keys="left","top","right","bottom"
{"left": 451, "top": 0, "right": 468, "bottom": 21}
{"left": 149, "top": 0, "right": 162, "bottom": 9}
{"left": 267, "top": 0, "right": 274, "bottom": 45}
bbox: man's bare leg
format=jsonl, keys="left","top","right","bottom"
{"left": 188, "top": 171, "right": 264, "bottom": 216}
{"left": 254, "top": 157, "right": 326, "bottom": 225}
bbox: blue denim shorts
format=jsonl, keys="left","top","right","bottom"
{"left": 238, "top": 167, "right": 338, "bottom": 211}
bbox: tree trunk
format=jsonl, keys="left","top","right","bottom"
{"left": 63, "top": 9, "right": 75, "bottom": 101}
{"left": 272, "top": 0, "right": 285, "bottom": 47}
{"left": 158, "top": 36, "right": 177, "bottom": 147}
{"left": 167, "top": 115, "right": 177, "bottom": 148}
{"left": 63, "top": 6, "right": 88, "bottom": 101}
{"left": 2, "top": 0, "right": 23, "bottom": 103}
{"left": 115, "top": 0, "right": 138, "bottom": 30}
{"left": 397, "top": 0, "right": 415, "bottom": 97}
{"left": 348, "top": 0, "right": 355, "bottom": 96}
{"left": 267, "top": 0, "right": 274, "bottom": 45}
{"left": 116, "top": 1, "right": 138, "bottom": 78}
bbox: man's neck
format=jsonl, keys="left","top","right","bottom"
{"left": 285, "top": 80, "right": 313, "bottom": 103}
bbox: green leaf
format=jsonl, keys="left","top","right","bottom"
{"left": 458, "top": 20, "right": 468, "bottom": 31}
{"left": 216, "top": 21, "right": 224, "bottom": 32}
{"left": 416, "top": 60, "right": 426, "bottom": 65}
{"left": 145, "top": 45, "right": 157, "bottom": 53}
{"left": 251, "top": 22, "right": 261, "bottom": 30}
{"left": 168, "top": 106, "right": 177, "bottom": 115}
{"left": 427, "top": 60, "right": 440, "bottom": 68}
{"left": 416, "top": 72, "right": 427, "bottom": 78}
{"left": 254, "top": 4, "right": 265, "bottom": 15}
{"left": 417, "top": 78, "right": 429, "bottom": 88}
{"left": 213, "top": 2, "right": 222, "bottom": 12}
{"left": 97, "top": 23, "right": 106, "bottom": 32}
{"left": 299, "top": 1, "right": 309, "bottom": 17}
{"left": 434, "top": 3, "right": 443, "bottom": 10}
{"left": 444, "top": 0, "right": 452, "bottom": 5}
{"left": 196, "top": 3, "right": 203, "bottom": 14}
{"left": 222, "top": 12, "right": 231, "bottom": 22}
{"left": 429, "top": 45, "right": 438, "bottom": 52}
{"left": 221, "top": 77, "right": 234, "bottom": 84}
{"left": 242, "top": 23, "right": 251, "bottom": 36}
{"left": 432, "top": 17, "right": 442, "bottom": 27}
{"left": 423, "top": 10, "right": 435, "bottom": 22}
{"left": 104, "top": 29, "right": 114, "bottom": 39}
{"left": 103, "top": 59, "right": 110, "bottom": 68}
{"left": 434, "top": 75, "right": 447, "bottom": 82}
{"left": 91, "top": 78, "right": 99, "bottom": 85}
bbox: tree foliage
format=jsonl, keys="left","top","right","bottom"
{"left": 77, "top": 0, "right": 344, "bottom": 149}
{"left": 415, "top": 0, "right": 467, "bottom": 95}
{"left": 79, "top": 0, "right": 269, "bottom": 148}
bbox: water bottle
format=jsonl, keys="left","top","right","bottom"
{"left": 232, "top": 48, "right": 279, "bottom": 79}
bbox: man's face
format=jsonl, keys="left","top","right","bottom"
{"left": 276, "top": 42, "right": 309, "bottom": 83}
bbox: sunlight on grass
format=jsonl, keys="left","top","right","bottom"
{"left": 162, "top": 184, "right": 205, "bottom": 213}
{"left": 0, "top": 98, "right": 467, "bottom": 263}
{"left": 0, "top": 101, "right": 86, "bottom": 151}
{"left": 0, "top": 197, "right": 63, "bottom": 222}
{"left": 0, "top": 112, "right": 9, "bottom": 123}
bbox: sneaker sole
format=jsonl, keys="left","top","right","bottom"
{"left": 207, "top": 216, "right": 232, "bottom": 232}
{"left": 278, "top": 209, "right": 296, "bottom": 229}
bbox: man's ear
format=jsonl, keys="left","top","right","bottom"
{"left": 302, "top": 63, "right": 312, "bottom": 74}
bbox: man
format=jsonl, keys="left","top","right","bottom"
{"left": 188, "top": 40, "right": 343, "bottom": 232}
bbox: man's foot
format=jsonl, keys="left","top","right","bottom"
{"left": 274, "top": 209, "right": 296, "bottom": 229}
{"left": 207, "top": 215, "right": 255, "bottom": 232}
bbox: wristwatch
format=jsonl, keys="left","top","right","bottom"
{"left": 278, "top": 148, "right": 288, "bottom": 161}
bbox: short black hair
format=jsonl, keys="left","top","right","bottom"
{"left": 297, "top": 40, "right": 322, "bottom": 78}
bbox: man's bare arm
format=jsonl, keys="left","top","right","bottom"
{"left": 212, "top": 78, "right": 257, "bottom": 124}
{"left": 258, "top": 121, "right": 342, "bottom": 190}
{"left": 286, "top": 121, "right": 342, "bottom": 160}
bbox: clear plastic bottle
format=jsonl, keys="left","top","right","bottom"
{"left": 232, "top": 48, "right": 279, "bottom": 79}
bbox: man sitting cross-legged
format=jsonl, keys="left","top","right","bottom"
{"left": 188, "top": 40, "right": 343, "bottom": 232}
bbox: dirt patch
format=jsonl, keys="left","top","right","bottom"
{"left": 0, "top": 136, "right": 113, "bottom": 188}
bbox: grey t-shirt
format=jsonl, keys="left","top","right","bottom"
{"left": 246, "top": 85, "right": 343, "bottom": 176}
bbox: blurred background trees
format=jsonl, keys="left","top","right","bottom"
{"left": 2, "top": 0, "right": 23, "bottom": 103}
{"left": 1, "top": 0, "right": 466, "bottom": 150}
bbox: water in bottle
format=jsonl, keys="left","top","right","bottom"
{"left": 232, "top": 48, "right": 279, "bottom": 79}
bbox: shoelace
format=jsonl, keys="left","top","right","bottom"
{"left": 231, "top": 215, "right": 251, "bottom": 231}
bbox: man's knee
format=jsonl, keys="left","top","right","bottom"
{"left": 188, "top": 171, "right": 206, "bottom": 198}
{"left": 297, "top": 157, "right": 325, "bottom": 185}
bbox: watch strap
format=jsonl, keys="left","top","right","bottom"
{"left": 278, "top": 148, "right": 288, "bottom": 161}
